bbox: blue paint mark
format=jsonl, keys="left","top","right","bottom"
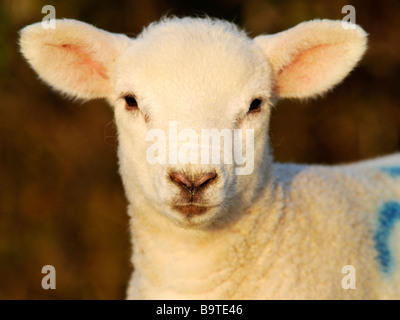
{"left": 374, "top": 201, "right": 400, "bottom": 274}
{"left": 380, "top": 166, "right": 400, "bottom": 177}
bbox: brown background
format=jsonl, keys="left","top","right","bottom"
{"left": 0, "top": 0, "right": 399, "bottom": 299}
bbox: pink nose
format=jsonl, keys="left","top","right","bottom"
{"left": 170, "top": 171, "right": 217, "bottom": 194}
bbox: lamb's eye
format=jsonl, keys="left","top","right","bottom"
{"left": 124, "top": 95, "right": 138, "bottom": 110}
{"left": 249, "top": 98, "right": 262, "bottom": 113}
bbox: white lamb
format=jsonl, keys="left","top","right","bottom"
{"left": 20, "top": 17, "right": 400, "bottom": 299}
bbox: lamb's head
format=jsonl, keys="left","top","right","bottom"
{"left": 19, "top": 17, "right": 367, "bottom": 228}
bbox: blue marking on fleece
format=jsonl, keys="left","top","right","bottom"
{"left": 380, "top": 166, "right": 400, "bottom": 177}
{"left": 374, "top": 201, "right": 400, "bottom": 275}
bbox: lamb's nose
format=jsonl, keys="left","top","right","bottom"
{"left": 170, "top": 171, "right": 217, "bottom": 193}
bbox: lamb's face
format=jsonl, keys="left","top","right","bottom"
{"left": 20, "top": 17, "right": 367, "bottom": 228}
{"left": 113, "top": 21, "right": 273, "bottom": 227}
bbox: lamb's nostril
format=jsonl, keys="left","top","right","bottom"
{"left": 193, "top": 172, "right": 217, "bottom": 188}
{"left": 170, "top": 172, "right": 193, "bottom": 188}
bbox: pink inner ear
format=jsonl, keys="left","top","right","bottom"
{"left": 55, "top": 43, "right": 109, "bottom": 80}
{"left": 277, "top": 43, "right": 345, "bottom": 96}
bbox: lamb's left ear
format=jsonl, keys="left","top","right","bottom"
{"left": 19, "top": 19, "right": 131, "bottom": 100}
{"left": 254, "top": 19, "right": 367, "bottom": 99}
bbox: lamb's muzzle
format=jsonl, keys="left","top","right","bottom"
{"left": 170, "top": 170, "right": 218, "bottom": 216}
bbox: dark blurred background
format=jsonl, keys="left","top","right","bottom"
{"left": 0, "top": 0, "right": 399, "bottom": 299}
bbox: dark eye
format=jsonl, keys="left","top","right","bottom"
{"left": 124, "top": 95, "right": 138, "bottom": 110}
{"left": 249, "top": 99, "right": 262, "bottom": 113}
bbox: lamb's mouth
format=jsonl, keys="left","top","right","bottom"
{"left": 171, "top": 204, "right": 213, "bottom": 216}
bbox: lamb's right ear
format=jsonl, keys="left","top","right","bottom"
{"left": 19, "top": 19, "right": 131, "bottom": 100}
{"left": 254, "top": 19, "right": 367, "bottom": 99}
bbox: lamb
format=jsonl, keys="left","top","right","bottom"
{"left": 19, "top": 17, "right": 400, "bottom": 299}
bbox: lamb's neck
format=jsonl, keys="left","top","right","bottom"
{"left": 128, "top": 175, "right": 286, "bottom": 299}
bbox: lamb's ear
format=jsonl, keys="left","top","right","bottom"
{"left": 19, "top": 19, "right": 131, "bottom": 100}
{"left": 254, "top": 19, "right": 367, "bottom": 99}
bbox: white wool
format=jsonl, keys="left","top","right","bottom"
{"left": 20, "top": 17, "right": 400, "bottom": 299}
